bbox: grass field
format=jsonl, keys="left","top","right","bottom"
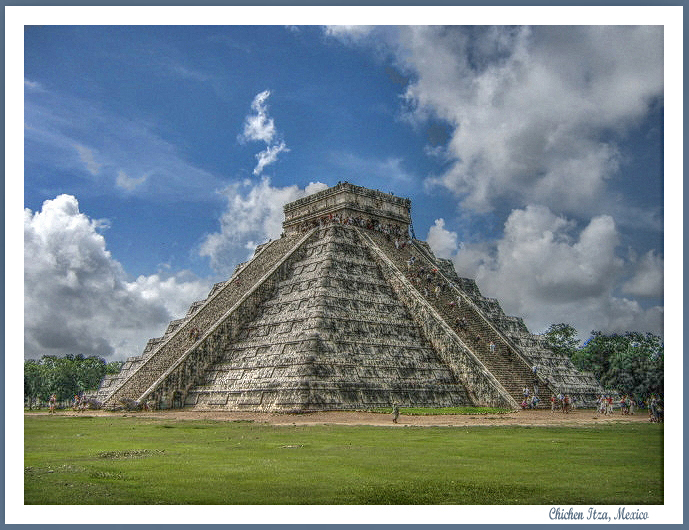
{"left": 24, "top": 415, "right": 663, "bottom": 505}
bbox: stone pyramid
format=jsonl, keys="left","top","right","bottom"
{"left": 93, "top": 183, "right": 602, "bottom": 411}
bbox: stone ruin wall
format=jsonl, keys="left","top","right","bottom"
{"left": 186, "top": 224, "right": 473, "bottom": 411}
{"left": 283, "top": 182, "right": 410, "bottom": 236}
{"left": 91, "top": 229, "right": 315, "bottom": 408}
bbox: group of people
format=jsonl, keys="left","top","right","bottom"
{"left": 521, "top": 392, "right": 540, "bottom": 409}
{"left": 407, "top": 263, "right": 452, "bottom": 299}
{"left": 294, "top": 212, "right": 408, "bottom": 241}
{"left": 596, "top": 394, "right": 663, "bottom": 422}
{"left": 550, "top": 393, "right": 574, "bottom": 413}
{"left": 596, "top": 394, "right": 637, "bottom": 415}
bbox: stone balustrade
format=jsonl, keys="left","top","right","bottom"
{"left": 358, "top": 229, "right": 518, "bottom": 409}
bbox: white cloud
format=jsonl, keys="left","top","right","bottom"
{"left": 73, "top": 143, "right": 102, "bottom": 176}
{"left": 390, "top": 26, "right": 663, "bottom": 216}
{"left": 24, "top": 78, "right": 43, "bottom": 91}
{"left": 426, "top": 206, "right": 663, "bottom": 338}
{"left": 115, "top": 169, "right": 148, "bottom": 191}
{"left": 324, "top": 25, "right": 375, "bottom": 42}
{"left": 238, "top": 90, "right": 290, "bottom": 176}
{"left": 426, "top": 218, "right": 458, "bottom": 259}
{"left": 622, "top": 250, "right": 664, "bottom": 298}
{"left": 24, "top": 195, "right": 211, "bottom": 360}
{"left": 200, "top": 178, "right": 328, "bottom": 276}
{"left": 254, "top": 141, "right": 290, "bottom": 176}
{"left": 239, "top": 90, "right": 276, "bottom": 144}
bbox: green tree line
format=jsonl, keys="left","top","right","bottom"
{"left": 544, "top": 324, "right": 663, "bottom": 398}
{"left": 24, "top": 355, "right": 124, "bottom": 409}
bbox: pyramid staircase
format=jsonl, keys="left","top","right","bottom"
{"left": 362, "top": 229, "right": 601, "bottom": 407}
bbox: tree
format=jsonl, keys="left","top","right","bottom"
{"left": 24, "top": 359, "right": 45, "bottom": 409}
{"left": 24, "top": 355, "right": 109, "bottom": 408}
{"left": 573, "top": 331, "right": 663, "bottom": 398}
{"left": 544, "top": 323, "right": 580, "bottom": 360}
{"left": 106, "top": 360, "right": 125, "bottom": 375}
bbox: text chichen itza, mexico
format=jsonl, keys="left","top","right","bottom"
{"left": 92, "top": 183, "right": 602, "bottom": 411}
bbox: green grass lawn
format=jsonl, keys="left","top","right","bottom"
{"left": 24, "top": 415, "right": 662, "bottom": 505}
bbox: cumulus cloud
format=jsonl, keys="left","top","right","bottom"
{"left": 238, "top": 90, "right": 290, "bottom": 175}
{"left": 394, "top": 26, "right": 663, "bottom": 215}
{"left": 24, "top": 195, "right": 211, "bottom": 360}
{"left": 199, "top": 178, "right": 328, "bottom": 276}
{"left": 622, "top": 250, "right": 664, "bottom": 298}
{"left": 326, "top": 25, "right": 662, "bottom": 218}
{"left": 427, "top": 206, "right": 663, "bottom": 338}
{"left": 327, "top": 24, "right": 664, "bottom": 338}
{"left": 426, "top": 218, "right": 459, "bottom": 259}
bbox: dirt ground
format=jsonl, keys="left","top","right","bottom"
{"left": 35, "top": 408, "right": 653, "bottom": 427}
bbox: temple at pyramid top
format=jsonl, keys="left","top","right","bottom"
{"left": 283, "top": 182, "right": 411, "bottom": 235}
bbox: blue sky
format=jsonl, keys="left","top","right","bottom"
{"left": 20, "top": 21, "right": 671, "bottom": 362}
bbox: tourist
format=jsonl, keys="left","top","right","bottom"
{"left": 550, "top": 394, "right": 556, "bottom": 413}
{"left": 597, "top": 395, "right": 605, "bottom": 414}
{"left": 563, "top": 394, "right": 571, "bottom": 414}
{"left": 649, "top": 396, "right": 663, "bottom": 423}
{"left": 489, "top": 341, "right": 496, "bottom": 354}
{"left": 531, "top": 395, "right": 540, "bottom": 409}
{"left": 392, "top": 403, "right": 400, "bottom": 424}
{"left": 49, "top": 393, "right": 57, "bottom": 414}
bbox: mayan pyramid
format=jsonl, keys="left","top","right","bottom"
{"left": 93, "top": 183, "right": 603, "bottom": 411}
